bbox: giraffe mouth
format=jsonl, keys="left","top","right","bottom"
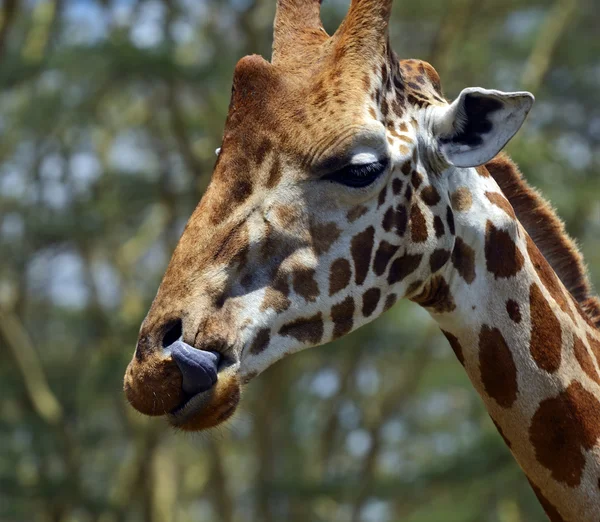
{"left": 166, "top": 358, "right": 241, "bottom": 431}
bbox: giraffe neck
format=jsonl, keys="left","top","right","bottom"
{"left": 419, "top": 165, "right": 600, "bottom": 522}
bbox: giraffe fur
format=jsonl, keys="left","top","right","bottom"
{"left": 123, "top": 1, "right": 600, "bottom": 519}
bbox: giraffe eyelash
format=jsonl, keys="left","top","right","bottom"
{"left": 322, "top": 158, "right": 389, "bottom": 188}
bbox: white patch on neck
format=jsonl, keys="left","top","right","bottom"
{"left": 215, "top": 148, "right": 221, "bottom": 156}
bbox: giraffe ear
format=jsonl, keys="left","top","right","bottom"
{"left": 433, "top": 87, "right": 535, "bottom": 168}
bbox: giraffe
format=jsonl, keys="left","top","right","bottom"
{"left": 123, "top": 1, "right": 600, "bottom": 519}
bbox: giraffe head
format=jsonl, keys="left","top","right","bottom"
{"left": 124, "top": 0, "right": 534, "bottom": 430}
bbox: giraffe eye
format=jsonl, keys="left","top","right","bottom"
{"left": 322, "top": 158, "right": 389, "bottom": 188}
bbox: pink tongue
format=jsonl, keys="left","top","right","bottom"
{"left": 170, "top": 341, "right": 221, "bottom": 395}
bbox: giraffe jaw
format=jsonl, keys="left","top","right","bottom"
{"left": 167, "top": 361, "right": 241, "bottom": 431}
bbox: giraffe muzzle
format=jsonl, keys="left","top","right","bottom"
{"left": 166, "top": 349, "right": 241, "bottom": 431}
{"left": 169, "top": 341, "right": 221, "bottom": 395}
{"left": 124, "top": 334, "right": 242, "bottom": 431}
{"left": 166, "top": 341, "right": 241, "bottom": 430}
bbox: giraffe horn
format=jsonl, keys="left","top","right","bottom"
{"left": 272, "top": 0, "right": 328, "bottom": 66}
{"left": 333, "top": 0, "right": 393, "bottom": 63}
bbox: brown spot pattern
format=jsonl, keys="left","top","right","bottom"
{"left": 529, "top": 283, "right": 562, "bottom": 373}
{"left": 249, "top": 328, "right": 270, "bottom": 355}
{"left": 260, "top": 273, "right": 290, "bottom": 312}
{"left": 529, "top": 381, "right": 600, "bottom": 487}
{"left": 310, "top": 221, "right": 340, "bottom": 256}
{"left": 451, "top": 237, "right": 476, "bottom": 284}
{"left": 446, "top": 206, "right": 455, "bottom": 235}
{"left": 381, "top": 207, "right": 396, "bottom": 232}
{"left": 362, "top": 288, "right": 381, "bottom": 317}
{"left": 476, "top": 165, "right": 490, "bottom": 177}
{"left": 279, "top": 313, "right": 324, "bottom": 345}
{"left": 410, "top": 205, "right": 428, "bottom": 243}
{"left": 394, "top": 205, "right": 408, "bottom": 236}
{"left": 487, "top": 153, "right": 600, "bottom": 328}
{"left": 405, "top": 280, "right": 423, "bottom": 297}
{"left": 388, "top": 253, "right": 422, "bottom": 285}
{"left": 384, "top": 293, "right": 397, "bottom": 311}
{"left": 506, "top": 299, "right": 521, "bottom": 323}
{"left": 429, "top": 249, "right": 451, "bottom": 273}
{"left": 411, "top": 170, "right": 423, "bottom": 189}
{"left": 351, "top": 227, "right": 375, "bottom": 285}
{"left": 292, "top": 267, "right": 319, "bottom": 302}
{"left": 373, "top": 241, "right": 401, "bottom": 276}
{"left": 410, "top": 276, "right": 456, "bottom": 313}
{"left": 485, "top": 191, "right": 515, "bottom": 218}
{"left": 478, "top": 325, "right": 518, "bottom": 408}
{"left": 382, "top": 207, "right": 394, "bottom": 232}
{"left": 347, "top": 205, "right": 368, "bottom": 222}
{"left": 377, "top": 186, "right": 387, "bottom": 207}
{"left": 526, "top": 235, "right": 576, "bottom": 322}
{"left": 450, "top": 187, "right": 473, "bottom": 212}
{"left": 433, "top": 216, "right": 445, "bottom": 238}
{"left": 421, "top": 186, "right": 441, "bottom": 206}
{"left": 392, "top": 178, "right": 403, "bottom": 195}
{"left": 573, "top": 336, "right": 600, "bottom": 385}
{"left": 485, "top": 221, "right": 524, "bottom": 278}
{"left": 442, "top": 330, "right": 464, "bottom": 366}
{"left": 331, "top": 296, "right": 355, "bottom": 339}
{"left": 588, "top": 333, "right": 600, "bottom": 367}
{"left": 329, "top": 258, "right": 351, "bottom": 296}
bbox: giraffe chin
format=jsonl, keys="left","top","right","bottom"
{"left": 166, "top": 368, "right": 241, "bottom": 431}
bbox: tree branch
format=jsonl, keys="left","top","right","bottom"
{"left": 0, "top": 0, "right": 18, "bottom": 61}
{"left": 207, "top": 437, "right": 235, "bottom": 522}
{"left": 521, "top": 0, "right": 578, "bottom": 93}
{"left": 0, "top": 308, "right": 64, "bottom": 425}
{"left": 427, "top": 0, "right": 478, "bottom": 79}
{"left": 350, "top": 327, "right": 437, "bottom": 522}
{"left": 319, "top": 350, "right": 362, "bottom": 470}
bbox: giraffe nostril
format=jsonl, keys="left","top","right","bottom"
{"left": 162, "top": 319, "right": 183, "bottom": 348}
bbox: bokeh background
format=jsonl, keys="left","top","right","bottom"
{"left": 1, "top": 0, "right": 599, "bottom": 521}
